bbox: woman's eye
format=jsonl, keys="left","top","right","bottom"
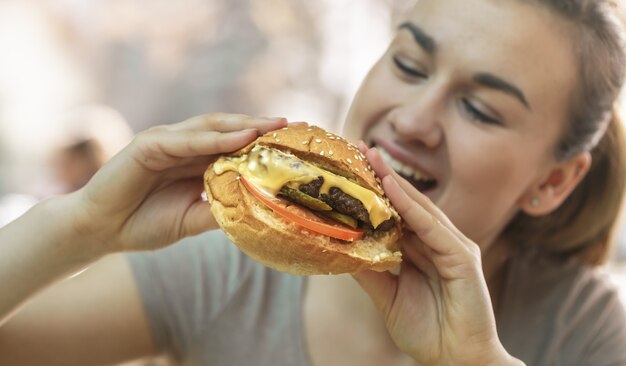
{"left": 392, "top": 56, "right": 427, "bottom": 79}
{"left": 461, "top": 98, "right": 501, "bottom": 126}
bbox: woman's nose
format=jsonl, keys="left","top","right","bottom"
{"left": 388, "top": 89, "right": 444, "bottom": 149}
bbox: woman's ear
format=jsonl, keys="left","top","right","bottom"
{"left": 519, "top": 152, "right": 592, "bottom": 216}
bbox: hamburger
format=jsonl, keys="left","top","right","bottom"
{"left": 204, "top": 124, "right": 403, "bottom": 275}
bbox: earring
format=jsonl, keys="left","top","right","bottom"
{"left": 530, "top": 197, "right": 540, "bottom": 207}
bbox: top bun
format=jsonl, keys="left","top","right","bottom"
{"left": 235, "top": 124, "right": 386, "bottom": 197}
{"left": 205, "top": 123, "right": 403, "bottom": 275}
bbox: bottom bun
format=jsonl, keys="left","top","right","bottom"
{"left": 204, "top": 169, "right": 403, "bottom": 276}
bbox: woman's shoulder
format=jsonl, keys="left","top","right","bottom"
{"left": 505, "top": 250, "right": 622, "bottom": 309}
{"left": 499, "top": 250, "right": 626, "bottom": 365}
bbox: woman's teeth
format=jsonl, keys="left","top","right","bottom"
{"left": 377, "top": 147, "right": 435, "bottom": 184}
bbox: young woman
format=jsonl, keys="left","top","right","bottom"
{"left": 1, "top": 0, "right": 625, "bottom": 365}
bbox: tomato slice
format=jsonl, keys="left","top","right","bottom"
{"left": 240, "top": 177, "right": 364, "bottom": 242}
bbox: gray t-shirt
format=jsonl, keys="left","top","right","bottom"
{"left": 128, "top": 230, "right": 626, "bottom": 365}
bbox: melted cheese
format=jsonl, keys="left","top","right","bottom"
{"left": 213, "top": 146, "right": 392, "bottom": 228}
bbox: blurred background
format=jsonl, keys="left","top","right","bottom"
{"left": 0, "top": 0, "right": 416, "bottom": 204}
{"left": 0, "top": 1, "right": 625, "bottom": 364}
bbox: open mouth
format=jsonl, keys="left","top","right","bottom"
{"left": 376, "top": 146, "right": 438, "bottom": 193}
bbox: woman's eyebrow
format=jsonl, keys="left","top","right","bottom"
{"left": 397, "top": 22, "right": 531, "bottom": 111}
{"left": 473, "top": 73, "right": 532, "bottom": 110}
{"left": 398, "top": 22, "right": 436, "bottom": 54}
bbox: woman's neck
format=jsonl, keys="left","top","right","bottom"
{"left": 481, "top": 238, "right": 513, "bottom": 315}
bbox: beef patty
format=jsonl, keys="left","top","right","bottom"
{"left": 297, "top": 176, "right": 394, "bottom": 230}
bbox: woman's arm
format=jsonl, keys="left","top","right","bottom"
{"left": 0, "top": 113, "right": 286, "bottom": 365}
{"left": 0, "top": 194, "right": 104, "bottom": 325}
{"left": 0, "top": 250, "right": 155, "bottom": 365}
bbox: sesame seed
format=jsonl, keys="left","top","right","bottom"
{"left": 307, "top": 128, "right": 313, "bottom": 132}
{"left": 272, "top": 132, "right": 277, "bottom": 138}
{"left": 329, "top": 136, "right": 335, "bottom": 140}
{"left": 355, "top": 168, "right": 359, "bottom": 172}
{"left": 275, "top": 139, "right": 280, "bottom": 142}
{"left": 347, "top": 158, "right": 352, "bottom": 164}
{"left": 320, "top": 151, "right": 325, "bottom": 156}
{"left": 315, "top": 138, "right": 322, "bottom": 143}
{"left": 302, "top": 140, "right": 309, "bottom": 145}
{"left": 328, "top": 150, "right": 333, "bottom": 155}
{"left": 354, "top": 154, "right": 359, "bottom": 160}
{"left": 282, "top": 127, "right": 288, "bottom": 130}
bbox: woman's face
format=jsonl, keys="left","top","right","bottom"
{"left": 343, "top": 0, "right": 577, "bottom": 245}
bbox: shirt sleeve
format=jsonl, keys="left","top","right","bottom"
{"left": 499, "top": 254, "right": 626, "bottom": 365}
{"left": 576, "top": 276, "right": 626, "bottom": 366}
{"left": 126, "top": 230, "right": 256, "bottom": 360}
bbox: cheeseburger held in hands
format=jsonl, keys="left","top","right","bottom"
{"left": 204, "top": 124, "right": 403, "bottom": 275}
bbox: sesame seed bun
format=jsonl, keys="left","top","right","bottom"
{"left": 204, "top": 124, "right": 403, "bottom": 275}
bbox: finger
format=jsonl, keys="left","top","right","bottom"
{"left": 384, "top": 176, "right": 482, "bottom": 280}
{"left": 352, "top": 270, "right": 398, "bottom": 316}
{"left": 182, "top": 195, "right": 220, "bottom": 236}
{"left": 357, "top": 140, "right": 369, "bottom": 155}
{"left": 401, "top": 235, "right": 437, "bottom": 279}
{"left": 89, "top": 128, "right": 259, "bottom": 207}
{"left": 383, "top": 175, "right": 462, "bottom": 256}
{"left": 168, "top": 113, "right": 288, "bottom": 134}
{"left": 367, "top": 148, "right": 456, "bottom": 230}
{"left": 149, "top": 128, "right": 260, "bottom": 160}
{"left": 172, "top": 155, "right": 217, "bottom": 169}
{"left": 163, "top": 162, "right": 215, "bottom": 181}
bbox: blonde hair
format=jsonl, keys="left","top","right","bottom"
{"left": 503, "top": 0, "right": 626, "bottom": 265}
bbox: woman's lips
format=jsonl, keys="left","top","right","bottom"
{"left": 372, "top": 140, "right": 438, "bottom": 193}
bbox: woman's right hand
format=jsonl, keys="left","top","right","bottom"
{"left": 70, "top": 113, "right": 287, "bottom": 256}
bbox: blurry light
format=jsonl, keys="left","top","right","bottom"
{"left": 53, "top": 104, "right": 133, "bottom": 160}
{"left": 0, "top": 1, "right": 88, "bottom": 155}
{"left": 317, "top": 0, "right": 394, "bottom": 114}
{"left": 269, "top": 89, "right": 335, "bottom": 131}
{"left": 250, "top": 0, "right": 300, "bottom": 37}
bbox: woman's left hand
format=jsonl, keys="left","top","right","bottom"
{"left": 70, "top": 113, "right": 287, "bottom": 256}
{"left": 353, "top": 145, "right": 523, "bottom": 366}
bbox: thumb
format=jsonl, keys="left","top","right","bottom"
{"left": 182, "top": 200, "right": 219, "bottom": 238}
{"left": 352, "top": 269, "right": 398, "bottom": 315}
